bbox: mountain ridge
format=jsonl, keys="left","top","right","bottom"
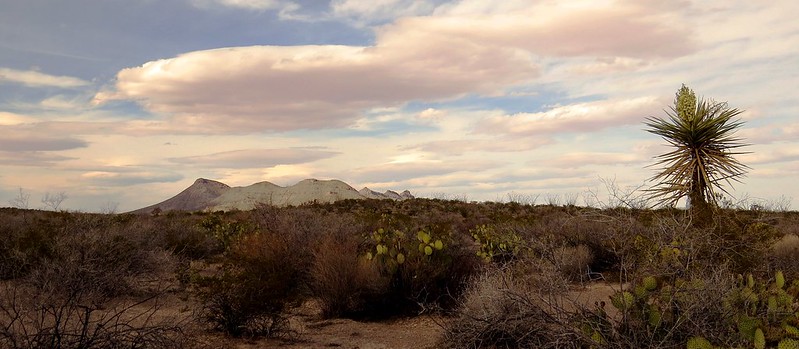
{"left": 130, "top": 178, "right": 413, "bottom": 214}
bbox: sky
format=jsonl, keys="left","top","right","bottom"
{"left": 1, "top": 0, "right": 797, "bottom": 212}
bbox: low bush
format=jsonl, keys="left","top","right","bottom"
{"left": 195, "top": 231, "right": 306, "bottom": 338}
{"left": 0, "top": 281, "right": 187, "bottom": 349}
{"left": 0, "top": 212, "right": 188, "bottom": 349}
{"left": 771, "top": 234, "right": 799, "bottom": 279}
{"left": 309, "top": 231, "right": 385, "bottom": 318}
{"left": 439, "top": 268, "right": 581, "bottom": 349}
{"left": 360, "top": 227, "right": 482, "bottom": 316}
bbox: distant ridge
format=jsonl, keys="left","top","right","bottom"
{"left": 129, "top": 178, "right": 413, "bottom": 214}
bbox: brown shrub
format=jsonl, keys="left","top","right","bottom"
{"left": 196, "top": 231, "right": 306, "bottom": 338}
{"left": 310, "top": 232, "right": 385, "bottom": 318}
{"left": 439, "top": 268, "right": 581, "bottom": 349}
{"left": 771, "top": 234, "right": 799, "bottom": 278}
{"left": 552, "top": 244, "right": 595, "bottom": 282}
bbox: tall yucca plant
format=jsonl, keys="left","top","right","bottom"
{"left": 645, "top": 85, "right": 749, "bottom": 220}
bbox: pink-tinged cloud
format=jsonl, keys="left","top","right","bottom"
{"left": 0, "top": 67, "right": 90, "bottom": 88}
{"left": 0, "top": 151, "right": 75, "bottom": 167}
{"left": 0, "top": 131, "right": 88, "bottom": 152}
{"left": 382, "top": 3, "right": 694, "bottom": 59}
{"left": 97, "top": 2, "right": 694, "bottom": 133}
{"left": 80, "top": 171, "right": 183, "bottom": 186}
{"left": 352, "top": 160, "right": 503, "bottom": 183}
{"left": 406, "top": 137, "right": 554, "bottom": 155}
{"left": 97, "top": 43, "right": 537, "bottom": 133}
{"left": 740, "top": 149, "right": 799, "bottom": 166}
{"left": 168, "top": 148, "right": 339, "bottom": 168}
{"left": 546, "top": 152, "right": 647, "bottom": 169}
{"left": 477, "top": 97, "right": 663, "bottom": 136}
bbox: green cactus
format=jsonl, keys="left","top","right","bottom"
{"left": 590, "top": 330, "right": 605, "bottom": 345}
{"left": 686, "top": 336, "right": 714, "bottom": 349}
{"left": 470, "top": 224, "right": 521, "bottom": 262}
{"left": 643, "top": 276, "right": 658, "bottom": 291}
{"left": 648, "top": 305, "right": 662, "bottom": 327}
{"left": 770, "top": 295, "right": 779, "bottom": 313}
{"left": 779, "top": 338, "right": 799, "bottom": 349}
{"left": 777, "top": 271, "right": 786, "bottom": 289}
{"left": 784, "top": 324, "right": 799, "bottom": 338}
{"left": 737, "top": 315, "right": 761, "bottom": 341}
{"left": 611, "top": 291, "right": 635, "bottom": 311}
{"left": 754, "top": 328, "right": 766, "bottom": 349}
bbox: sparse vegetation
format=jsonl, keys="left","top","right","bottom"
{"left": 0, "top": 187, "right": 795, "bottom": 347}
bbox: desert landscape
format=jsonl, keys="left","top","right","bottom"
{"left": 3, "top": 1, "right": 799, "bottom": 348}
{"left": 2, "top": 187, "right": 799, "bottom": 348}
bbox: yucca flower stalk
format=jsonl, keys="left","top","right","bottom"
{"left": 645, "top": 85, "right": 749, "bottom": 221}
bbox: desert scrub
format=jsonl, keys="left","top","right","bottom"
{"left": 0, "top": 212, "right": 188, "bottom": 349}
{"left": 195, "top": 230, "right": 306, "bottom": 338}
{"left": 439, "top": 268, "right": 583, "bottom": 349}
{"left": 310, "top": 230, "right": 385, "bottom": 318}
{"left": 362, "top": 227, "right": 480, "bottom": 316}
{"left": 470, "top": 224, "right": 522, "bottom": 264}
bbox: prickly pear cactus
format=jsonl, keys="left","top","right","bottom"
{"left": 610, "top": 291, "right": 635, "bottom": 311}
{"left": 470, "top": 224, "right": 521, "bottom": 262}
{"left": 777, "top": 271, "right": 786, "bottom": 290}
{"left": 724, "top": 271, "right": 799, "bottom": 347}
{"left": 686, "top": 336, "right": 713, "bottom": 349}
{"left": 416, "top": 230, "right": 443, "bottom": 257}
{"left": 778, "top": 338, "right": 799, "bottom": 349}
{"left": 754, "top": 328, "right": 766, "bottom": 349}
{"left": 366, "top": 228, "right": 408, "bottom": 269}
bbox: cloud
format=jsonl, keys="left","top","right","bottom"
{"left": 98, "top": 1, "right": 695, "bottom": 134}
{"left": 352, "top": 159, "right": 503, "bottom": 183}
{"left": 168, "top": 148, "right": 339, "bottom": 168}
{"left": 477, "top": 97, "right": 663, "bottom": 136}
{"left": 80, "top": 171, "right": 184, "bottom": 186}
{"left": 407, "top": 137, "right": 554, "bottom": 155}
{"left": 331, "top": 0, "right": 437, "bottom": 24}
{"left": 0, "top": 112, "right": 36, "bottom": 126}
{"left": 0, "top": 67, "right": 90, "bottom": 88}
{"left": 740, "top": 149, "right": 799, "bottom": 166}
{"left": 97, "top": 43, "right": 536, "bottom": 132}
{"left": 190, "top": 0, "right": 294, "bottom": 11}
{"left": 0, "top": 133, "right": 88, "bottom": 152}
{"left": 546, "top": 152, "right": 648, "bottom": 169}
{"left": 0, "top": 151, "right": 76, "bottom": 167}
{"left": 385, "top": 2, "right": 694, "bottom": 59}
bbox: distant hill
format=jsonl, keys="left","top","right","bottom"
{"left": 129, "top": 178, "right": 413, "bottom": 214}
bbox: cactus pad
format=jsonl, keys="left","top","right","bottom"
{"left": 779, "top": 339, "right": 799, "bottom": 349}
{"left": 643, "top": 276, "right": 658, "bottom": 291}
{"left": 686, "top": 336, "right": 713, "bottom": 349}
{"left": 610, "top": 291, "right": 635, "bottom": 310}
{"left": 755, "top": 328, "right": 766, "bottom": 349}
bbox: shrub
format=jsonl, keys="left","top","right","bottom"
{"left": 439, "top": 268, "right": 581, "bottom": 349}
{"left": 771, "top": 234, "right": 799, "bottom": 279}
{"left": 0, "top": 281, "right": 187, "bottom": 349}
{"left": 309, "top": 231, "right": 385, "bottom": 318}
{"left": 195, "top": 231, "right": 305, "bottom": 338}
{"left": 0, "top": 213, "right": 188, "bottom": 349}
{"left": 361, "top": 227, "right": 482, "bottom": 316}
